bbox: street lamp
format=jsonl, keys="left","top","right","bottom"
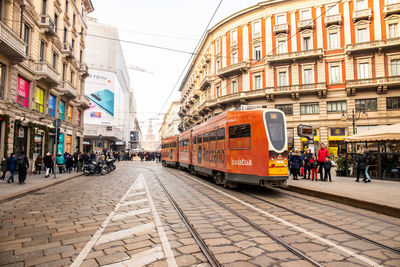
{"left": 341, "top": 109, "right": 367, "bottom": 135}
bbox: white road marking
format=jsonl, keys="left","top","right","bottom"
{"left": 121, "top": 198, "right": 148, "bottom": 206}
{"left": 182, "top": 173, "right": 382, "bottom": 267}
{"left": 96, "top": 222, "right": 155, "bottom": 245}
{"left": 103, "top": 246, "right": 164, "bottom": 267}
{"left": 143, "top": 176, "right": 178, "bottom": 267}
{"left": 128, "top": 191, "right": 146, "bottom": 197}
{"left": 70, "top": 175, "right": 143, "bottom": 267}
{"left": 112, "top": 208, "right": 151, "bottom": 221}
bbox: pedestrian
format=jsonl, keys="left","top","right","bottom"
{"left": 43, "top": 152, "right": 54, "bottom": 178}
{"left": 289, "top": 148, "right": 302, "bottom": 180}
{"left": 317, "top": 143, "right": 329, "bottom": 181}
{"left": 310, "top": 156, "right": 318, "bottom": 181}
{"left": 0, "top": 157, "right": 7, "bottom": 182}
{"left": 355, "top": 149, "right": 367, "bottom": 182}
{"left": 34, "top": 154, "right": 43, "bottom": 175}
{"left": 17, "top": 151, "right": 29, "bottom": 184}
{"left": 364, "top": 149, "right": 372, "bottom": 183}
{"left": 303, "top": 149, "right": 312, "bottom": 180}
{"left": 66, "top": 155, "right": 73, "bottom": 173}
{"left": 56, "top": 153, "right": 65, "bottom": 174}
{"left": 6, "top": 153, "right": 17, "bottom": 183}
{"left": 324, "top": 156, "right": 333, "bottom": 182}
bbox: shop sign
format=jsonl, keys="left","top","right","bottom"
{"left": 331, "top": 128, "right": 346, "bottom": 136}
{"left": 115, "top": 141, "right": 125, "bottom": 146}
{"left": 90, "top": 112, "right": 101, "bottom": 118}
{"left": 17, "top": 77, "right": 29, "bottom": 108}
{"left": 18, "top": 127, "right": 25, "bottom": 138}
{"left": 34, "top": 136, "right": 42, "bottom": 143}
{"left": 83, "top": 141, "right": 91, "bottom": 145}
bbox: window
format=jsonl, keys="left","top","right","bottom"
{"left": 355, "top": 0, "right": 368, "bottom": 10}
{"left": 277, "top": 40, "right": 287, "bottom": 54}
{"left": 39, "top": 40, "right": 45, "bottom": 62}
{"left": 203, "top": 132, "right": 209, "bottom": 143}
{"left": 303, "top": 68, "right": 314, "bottom": 84}
{"left": 253, "top": 20, "right": 261, "bottom": 37}
{"left": 300, "top": 103, "right": 319, "bottom": 114}
{"left": 59, "top": 100, "right": 65, "bottom": 121}
{"left": 71, "top": 38, "right": 75, "bottom": 50}
{"left": 197, "top": 135, "right": 202, "bottom": 143}
{"left": 209, "top": 131, "right": 216, "bottom": 141}
{"left": 48, "top": 94, "right": 56, "bottom": 118}
{"left": 276, "top": 14, "right": 286, "bottom": 25}
{"left": 0, "top": 63, "right": 5, "bottom": 99}
{"left": 63, "top": 28, "right": 67, "bottom": 43}
{"left": 73, "top": 14, "right": 76, "bottom": 26}
{"left": 359, "top": 62, "right": 369, "bottom": 79}
{"left": 232, "top": 52, "right": 238, "bottom": 64}
{"left": 254, "top": 74, "right": 262, "bottom": 89}
{"left": 388, "top": 23, "right": 399, "bottom": 38}
{"left": 217, "top": 128, "right": 225, "bottom": 140}
{"left": 70, "top": 71, "right": 74, "bottom": 84}
{"left": 275, "top": 104, "right": 293, "bottom": 115}
{"left": 357, "top": 28, "right": 368, "bottom": 43}
{"left": 254, "top": 46, "right": 261, "bottom": 60}
{"left": 215, "top": 38, "right": 220, "bottom": 54}
{"left": 326, "top": 3, "right": 339, "bottom": 16}
{"left": 231, "top": 29, "right": 237, "bottom": 45}
{"left": 330, "top": 65, "right": 341, "bottom": 83}
{"left": 68, "top": 105, "right": 72, "bottom": 123}
{"left": 327, "top": 101, "right": 347, "bottom": 112}
{"left": 232, "top": 80, "right": 238, "bottom": 93}
{"left": 16, "top": 77, "right": 29, "bottom": 108}
{"left": 229, "top": 124, "right": 251, "bottom": 150}
{"left": 216, "top": 60, "right": 220, "bottom": 70}
{"left": 328, "top": 32, "right": 339, "bottom": 49}
{"left": 300, "top": 9, "right": 311, "bottom": 20}
{"left": 23, "top": 24, "right": 30, "bottom": 55}
{"left": 34, "top": 87, "right": 45, "bottom": 113}
{"left": 278, "top": 71, "right": 288, "bottom": 86}
{"left": 62, "top": 63, "right": 66, "bottom": 81}
{"left": 65, "top": 0, "right": 68, "bottom": 13}
{"left": 303, "top": 36, "right": 312, "bottom": 50}
{"left": 356, "top": 98, "right": 377, "bottom": 111}
{"left": 42, "top": 0, "right": 47, "bottom": 15}
{"left": 52, "top": 53, "right": 57, "bottom": 69}
{"left": 387, "top": 97, "right": 400, "bottom": 110}
{"left": 54, "top": 14, "right": 58, "bottom": 31}
{"left": 391, "top": 59, "right": 400, "bottom": 76}
{"left": 216, "top": 85, "right": 220, "bottom": 97}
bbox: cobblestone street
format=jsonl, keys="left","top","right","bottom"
{"left": 1, "top": 162, "right": 400, "bottom": 266}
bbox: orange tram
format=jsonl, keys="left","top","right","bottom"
{"left": 161, "top": 109, "right": 289, "bottom": 188}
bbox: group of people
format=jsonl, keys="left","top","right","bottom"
{"left": 289, "top": 143, "right": 333, "bottom": 182}
{"left": 139, "top": 152, "right": 161, "bottom": 162}
{"left": 0, "top": 152, "right": 29, "bottom": 184}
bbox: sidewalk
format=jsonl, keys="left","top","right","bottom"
{"left": 286, "top": 176, "right": 400, "bottom": 218}
{"left": 0, "top": 171, "right": 82, "bottom": 203}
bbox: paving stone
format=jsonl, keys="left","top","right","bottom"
{"left": 24, "top": 253, "right": 61, "bottom": 267}
{"left": 177, "top": 244, "right": 201, "bottom": 254}
{"left": 175, "top": 254, "right": 198, "bottom": 266}
{"left": 240, "top": 246, "right": 265, "bottom": 257}
{"left": 215, "top": 252, "right": 250, "bottom": 264}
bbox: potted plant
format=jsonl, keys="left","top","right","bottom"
{"left": 335, "top": 156, "right": 347, "bottom": 176}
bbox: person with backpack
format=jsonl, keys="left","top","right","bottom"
{"left": 34, "top": 154, "right": 43, "bottom": 175}
{"left": 56, "top": 153, "right": 65, "bottom": 173}
{"left": 17, "top": 151, "right": 29, "bottom": 184}
{"left": 289, "top": 148, "right": 302, "bottom": 180}
{"left": 43, "top": 152, "right": 54, "bottom": 178}
{"left": 6, "top": 153, "right": 17, "bottom": 183}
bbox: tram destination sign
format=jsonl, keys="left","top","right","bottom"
{"left": 297, "top": 124, "right": 314, "bottom": 141}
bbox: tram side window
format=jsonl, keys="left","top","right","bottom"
{"left": 203, "top": 133, "right": 209, "bottom": 143}
{"left": 197, "top": 135, "right": 202, "bottom": 143}
{"left": 217, "top": 127, "right": 225, "bottom": 148}
{"left": 192, "top": 136, "right": 196, "bottom": 145}
{"left": 209, "top": 131, "right": 216, "bottom": 142}
{"left": 229, "top": 124, "right": 251, "bottom": 150}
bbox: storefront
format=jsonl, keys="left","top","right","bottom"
{"left": 33, "top": 129, "right": 45, "bottom": 158}
{"left": 328, "top": 127, "right": 347, "bottom": 158}
{"left": 66, "top": 135, "right": 72, "bottom": 154}
{"left": 301, "top": 129, "right": 319, "bottom": 152}
{"left": 15, "top": 124, "right": 28, "bottom": 155}
{"left": 83, "top": 140, "right": 91, "bottom": 153}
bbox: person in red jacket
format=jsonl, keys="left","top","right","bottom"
{"left": 317, "top": 143, "right": 330, "bottom": 181}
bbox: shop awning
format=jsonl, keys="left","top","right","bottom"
{"left": 344, "top": 123, "right": 400, "bottom": 142}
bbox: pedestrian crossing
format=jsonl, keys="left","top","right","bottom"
{"left": 71, "top": 174, "right": 177, "bottom": 267}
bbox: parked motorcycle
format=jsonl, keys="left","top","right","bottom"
{"left": 106, "top": 158, "right": 116, "bottom": 171}
{"left": 83, "top": 161, "right": 109, "bottom": 176}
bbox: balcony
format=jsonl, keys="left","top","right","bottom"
{"left": 297, "top": 19, "right": 314, "bottom": 31}
{"left": 73, "top": 95, "right": 91, "bottom": 109}
{"left": 324, "top": 14, "right": 342, "bottom": 27}
{"left": 346, "top": 76, "right": 400, "bottom": 92}
{"left": 39, "top": 15, "right": 57, "bottom": 37}
{"left": 267, "top": 48, "right": 324, "bottom": 65}
{"left": 199, "top": 76, "right": 212, "bottom": 91}
{"left": 59, "top": 81, "right": 77, "bottom": 98}
{"left": 79, "top": 62, "right": 89, "bottom": 77}
{"left": 35, "top": 62, "right": 60, "bottom": 86}
{"left": 345, "top": 37, "right": 400, "bottom": 55}
{"left": 265, "top": 82, "right": 327, "bottom": 99}
{"left": 273, "top": 24, "right": 289, "bottom": 35}
{"left": 217, "top": 61, "right": 250, "bottom": 78}
{"left": 62, "top": 42, "right": 74, "bottom": 58}
{"left": 384, "top": 3, "right": 400, "bottom": 16}
{"left": 0, "top": 21, "right": 26, "bottom": 63}
{"left": 352, "top": 9, "right": 372, "bottom": 22}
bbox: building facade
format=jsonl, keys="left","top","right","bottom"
{"left": 159, "top": 101, "right": 180, "bottom": 139}
{"left": 83, "top": 18, "right": 138, "bottom": 153}
{"left": 0, "top": 0, "right": 93, "bottom": 161}
{"left": 179, "top": 0, "right": 400, "bottom": 157}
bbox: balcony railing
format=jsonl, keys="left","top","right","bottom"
{"left": 199, "top": 76, "right": 212, "bottom": 91}
{"left": 78, "top": 62, "right": 89, "bottom": 77}
{"left": 267, "top": 48, "right": 324, "bottom": 64}
{"left": 265, "top": 82, "right": 327, "bottom": 94}
{"left": 59, "top": 81, "right": 77, "bottom": 98}
{"left": 346, "top": 76, "right": 400, "bottom": 88}
{"left": 35, "top": 62, "right": 59, "bottom": 86}
{"left": 62, "top": 42, "right": 74, "bottom": 58}
{"left": 273, "top": 24, "right": 289, "bottom": 34}
{"left": 298, "top": 19, "right": 314, "bottom": 30}
{"left": 324, "top": 14, "right": 342, "bottom": 26}
{"left": 39, "top": 15, "right": 57, "bottom": 36}
{"left": 0, "top": 21, "right": 26, "bottom": 63}
{"left": 352, "top": 9, "right": 372, "bottom": 22}
{"left": 217, "top": 61, "right": 250, "bottom": 78}
{"left": 345, "top": 37, "right": 400, "bottom": 55}
{"left": 384, "top": 3, "right": 400, "bottom": 16}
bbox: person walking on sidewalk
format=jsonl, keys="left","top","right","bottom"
{"left": 6, "top": 153, "right": 17, "bottom": 183}
{"left": 290, "top": 148, "right": 302, "bottom": 180}
{"left": 355, "top": 149, "right": 367, "bottom": 182}
{"left": 324, "top": 157, "right": 333, "bottom": 182}
{"left": 0, "top": 157, "right": 7, "bottom": 182}
{"left": 17, "top": 151, "right": 29, "bottom": 184}
{"left": 34, "top": 154, "right": 43, "bottom": 175}
{"left": 43, "top": 152, "right": 54, "bottom": 178}
{"left": 318, "top": 143, "right": 330, "bottom": 181}
{"left": 56, "top": 153, "right": 65, "bottom": 174}
{"left": 364, "top": 149, "right": 372, "bottom": 183}
{"left": 303, "top": 149, "right": 312, "bottom": 179}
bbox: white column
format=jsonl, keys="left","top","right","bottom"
{"left": 290, "top": 11, "right": 297, "bottom": 51}
{"left": 373, "top": 0, "right": 382, "bottom": 40}
{"left": 343, "top": 0, "right": 352, "bottom": 45}
{"left": 316, "top": 5, "right": 323, "bottom": 48}
{"left": 222, "top": 35, "right": 227, "bottom": 68}
{"left": 243, "top": 24, "right": 249, "bottom": 61}
{"left": 265, "top": 16, "right": 272, "bottom": 56}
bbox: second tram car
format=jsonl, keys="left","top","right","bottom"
{"left": 161, "top": 109, "right": 288, "bottom": 187}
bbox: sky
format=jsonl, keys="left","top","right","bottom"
{"left": 90, "top": 0, "right": 263, "bottom": 138}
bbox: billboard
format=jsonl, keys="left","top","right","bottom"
{"left": 84, "top": 69, "right": 115, "bottom": 125}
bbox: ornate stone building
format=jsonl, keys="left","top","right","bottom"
{"left": 178, "top": 0, "right": 400, "bottom": 156}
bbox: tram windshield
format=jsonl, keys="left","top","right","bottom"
{"left": 265, "top": 111, "right": 286, "bottom": 152}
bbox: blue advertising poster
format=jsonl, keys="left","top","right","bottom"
{"left": 48, "top": 95, "right": 56, "bottom": 117}
{"left": 57, "top": 133, "right": 64, "bottom": 155}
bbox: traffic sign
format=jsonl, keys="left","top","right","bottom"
{"left": 53, "top": 119, "right": 61, "bottom": 128}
